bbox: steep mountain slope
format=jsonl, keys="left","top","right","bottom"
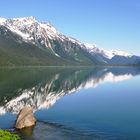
{"left": 0, "top": 16, "right": 140, "bottom": 66}
{"left": 0, "top": 25, "right": 93, "bottom": 66}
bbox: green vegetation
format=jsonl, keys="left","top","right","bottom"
{"left": 51, "top": 39, "right": 97, "bottom": 65}
{"left": 0, "top": 37, "right": 75, "bottom": 66}
{"left": 0, "top": 130, "right": 20, "bottom": 140}
{"left": 0, "top": 26, "right": 95, "bottom": 66}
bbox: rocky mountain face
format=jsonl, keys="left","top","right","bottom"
{"left": 0, "top": 16, "right": 140, "bottom": 66}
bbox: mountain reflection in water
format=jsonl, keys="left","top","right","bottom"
{"left": 0, "top": 67, "right": 140, "bottom": 115}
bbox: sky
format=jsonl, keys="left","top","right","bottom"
{"left": 0, "top": 0, "right": 140, "bottom": 55}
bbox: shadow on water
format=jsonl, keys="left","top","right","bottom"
{"left": 0, "top": 66, "right": 140, "bottom": 139}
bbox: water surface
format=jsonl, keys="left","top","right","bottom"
{"left": 0, "top": 67, "right": 140, "bottom": 140}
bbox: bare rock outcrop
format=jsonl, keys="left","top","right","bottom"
{"left": 15, "top": 107, "right": 36, "bottom": 129}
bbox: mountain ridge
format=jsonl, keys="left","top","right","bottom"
{"left": 0, "top": 16, "right": 140, "bottom": 66}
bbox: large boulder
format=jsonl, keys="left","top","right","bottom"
{"left": 15, "top": 107, "right": 36, "bottom": 129}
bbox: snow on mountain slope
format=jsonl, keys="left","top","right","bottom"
{"left": 84, "top": 43, "right": 132, "bottom": 59}
{"left": 83, "top": 43, "right": 140, "bottom": 65}
{"left": 0, "top": 16, "right": 140, "bottom": 65}
{"left": 0, "top": 17, "right": 53, "bottom": 42}
{"left": 0, "top": 16, "right": 70, "bottom": 43}
{"left": 0, "top": 17, "right": 6, "bottom": 24}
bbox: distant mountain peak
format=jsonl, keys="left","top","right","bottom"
{"left": 10, "top": 16, "right": 37, "bottom": 21}
{"left": 0, "top": 16, "right": 37, "bottom": 24}
{"left": 84, "top": 43, "right": 133, "bottom": 60}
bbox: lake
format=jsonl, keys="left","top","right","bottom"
{"left": 0, "top": 67, "right": 140, "bottom": 140}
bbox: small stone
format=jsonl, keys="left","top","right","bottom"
{"left": 15, "top": 107, "right": 36, "bottom": 129}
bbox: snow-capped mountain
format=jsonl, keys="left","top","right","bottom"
{"left": 0, "top": 16, "right": 83, "bottom": 45}
{"left": 84, "top": 43, "right": 140, "bottom": 65}
{"left": 0, "top": 16, "right": 140, "bottom": 66}
{"left": 85, "top": 43, "right": 132, "bottom": 59}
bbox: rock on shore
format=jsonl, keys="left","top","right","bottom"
{"left": 15, "top": 107, "right": 36, "bottom": 129}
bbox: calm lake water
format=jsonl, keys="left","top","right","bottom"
{"left": 0, "top": 67, "right": 140, "bottom": 140}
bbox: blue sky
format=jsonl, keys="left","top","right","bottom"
{"left": 0, "top": 0, "right": 140, "bottom": 54}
